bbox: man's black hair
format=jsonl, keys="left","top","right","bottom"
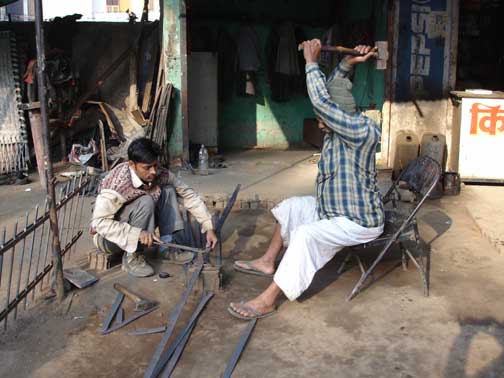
{"left": 128, "top": 138, "right": 161, "bottom": 164}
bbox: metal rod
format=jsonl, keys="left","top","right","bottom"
{"left": 14, "top": 212, "right": 29, "bottom": 320}
{"left": 153, "top": 242, "right": 205, "bottom": 255}
{"left": 117, "top": 308, "right": 124, "bottom": 324}
{"left": 101, "top": 292, "right": 125, "bottom": 333}
{"left": 59, "top": 181, "right": 71, "bottom": 252}
{"left": 35, "top": 0, "right": 65, "bottom": 301}
{"left": 24, "top": 205, "right": 39, "bottom": 309}
{"left": 41, "top": 228, "right": 53, "bottom": 289}
{"left": 101, "top": 306, "right": 159, "bottom": 335}
{"left": 4, "top": 221, "right": 18, "bottom": 330}
{"left": 144, "top": 264, "right": 204, "bottom": 378}
{"left": 160, "top": 322, "right": 195, "bottom": 378}
{"left": 74, "top": 174, "right": 88, "bottom": 254}
{"left": 69, "top": 175, "right": 83, "bottom": 257}
{"left": 127, "top": 326, "right": 167, "bottom": 336}
{"left": 216, "top": 184, "right": 241, "bottom": 234}
{"left": 223, "top": 318, "right": 257, "bottom": 378}
{"left": 32, "top": 199, "right": 48, "bottom": 301}
{"left": 67, "top": 177, "right": 79, "bottom": 244}
{"left": 63, "top": 178, "right": 77, "bottom": 258}
{"left": 154, "top": 292, "right": 214, "bottom": 378}
{"left": 0, "top": 226, "right": 6, "bottom": 287}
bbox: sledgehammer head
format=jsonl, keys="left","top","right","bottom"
{"left": 113, "top": 283, "right": 159, "bottom": 312}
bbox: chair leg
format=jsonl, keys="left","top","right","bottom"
{"left": 354, "top": 255, "right": 368, "bottom": 277}
{"left": 347, "top": 242, "right": 395, "bottom": 301}
{"left": 337, "top": 251, "right": 352, "bottom": 275}
{"left": 400, "top": 243, "right": 409, "bottom": 271}
{"left": 403, "top": 248, "right": 429, "bottom": 297}
{"left": 413, "top": 222, "right": 429, "bottom": 296}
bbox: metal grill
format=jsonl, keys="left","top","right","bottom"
{"left": 0, "top": 174, "right": 93, "bottom": 330}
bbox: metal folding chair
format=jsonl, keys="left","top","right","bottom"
{"left": 343, "top": 156, "right": 442, "bottom": 301}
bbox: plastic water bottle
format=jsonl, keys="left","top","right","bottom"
{"left": 199, "top": 144, "right": 208, "bottom": 176}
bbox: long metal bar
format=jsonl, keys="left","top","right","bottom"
{"left": 153, "top": 241, "right": 205, "bottom": 255}
{"left": 32, "top": 199, "right": 48, "bottom": 300}
{"left": 144, "top": 264, "right": 204, "bottom": 378}
{"left": 59, "top": 181, "right": 71, "bottom": 254}
{"left": 14, "top": 212, "right": 30, "bottom": 319}
{"left": 73, "top": 174, "right": 88, "bottom": 255}
{"left": 0, "top": 232, "right": 81, "bottom": 325}
{"left": 0, "top": 179, "right": 88, "bottom": 257}
{"left": 101, "top": 306, "right": 159, "bottom": 335}
{"left": 101, "top": 292, "right": 125, "bottom": 333}
{"left": 154, "top": 292, "right": 214, "bottom": 378}
{"left": 41, "top": 222, "right": 52, "bottom": 289}
{"left": 0, "top": 226, "right": 5, "bottom": 287}
{"left": 223, "top": 318, "right": 257, "bottom": 378}
{"left": 216, "top": 184, "right": 241, "bottom": 234}
{"left": 117, "top": 307, "right": 124, "bottom": 324}
{"left": 24, "top": 205, "right": 39, "bottom": 309}
{"left": 69, "top": 175, "right": 83, "bottom": 256}
{"left": 4, "top": 221, "right": 18, "bottom": 330}
{"left": 64, "top": 176, "right": 78, "bottom": 249}
{"left": 160, "top": 322, "right": 195, "bottom": 378}
{"left": 128, "top": 326, "right": 167, "bottom": 336}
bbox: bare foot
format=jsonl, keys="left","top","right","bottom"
{"left": 229, "top": 296, "right": 276, "bottom": 318}
{"left": 234, "top": 258, "right": 275, "bottom": 275}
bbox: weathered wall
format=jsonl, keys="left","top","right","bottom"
{"left": 382, "top": 0, "right": 459, "bottom": 169}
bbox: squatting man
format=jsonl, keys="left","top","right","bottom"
{"left": 228, "top": 40, "right": 385, "bottom": 319}
{"left": 91, "top": 138, "right": 218, "bottom": 277}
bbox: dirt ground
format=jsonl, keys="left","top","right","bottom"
{"left": 1, "top": 188, "right": 504, "bottom": 378}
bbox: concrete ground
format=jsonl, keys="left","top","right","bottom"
{"left": 1, "top": 150, "right": 504, "bottom": 378}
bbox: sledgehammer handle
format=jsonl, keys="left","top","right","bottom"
{"left": 114, "top": 283, "right": 143, "bottom": 303}
{"left": 298, "top": 43, "right": 378, "bottom": 57}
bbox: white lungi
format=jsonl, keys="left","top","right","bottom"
{"left": 272, "top": 196, "right": 383, "bottom": 301}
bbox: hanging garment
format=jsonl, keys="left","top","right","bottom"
{"left": 266, "top": 22, "right": 305, "bottom": 102}
{"left": 275, "top": 22, "right": 300, "bottom": 76}
{"left": 236, "top": 25, "right": 261, "bottom": 72}
{"left": 216, "top": 29, "right": 238, "bottom": 101}
{"left": 0, "top": 31, "right": 29, "bottom": 176}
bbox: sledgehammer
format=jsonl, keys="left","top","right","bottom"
{"left": 113, "top": 283, "right": 159, "bottom": 312}
{"left": 298, "top": 42, "right": 389, "bottom": 69}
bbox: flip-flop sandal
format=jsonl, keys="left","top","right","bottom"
{"left": 227, "top": 301, "right": 277, "bottom": 320}
{"left": 233, "top": 261, "right": 274, "bottom": 278}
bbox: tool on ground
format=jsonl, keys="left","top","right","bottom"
{"left": 127, "top": 326, "right": 167, "bottom": 336}
{"left": 101, "top": 305, "right": 159, "bottom": 335}
{"left": 298, "top": 41, "right": 389, "bottom": 70}
{"left": 101, "top": 292, "right": 125, "bottom": 333}
{"left": 113, "top": 283, "right": 159, "bottom": 312}
{"left": 153, "top": 241, "right": 206, "bottom": 255}
{"left": 223, "top": 318, "right": 257, "bottom": 378}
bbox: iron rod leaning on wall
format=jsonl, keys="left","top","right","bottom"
{"left": 34, "top": 0, "right": 65, "bottom": 301}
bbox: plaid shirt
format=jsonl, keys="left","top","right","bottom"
{"left": 306, "top": 61, "right": 384, "bottom": 228}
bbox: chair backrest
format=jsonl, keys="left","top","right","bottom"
{"left": 383, "top": 156, "right": 442, "bottom": 205}
{"left": 398, "top": 156, "right": 441, "bottom": 196}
